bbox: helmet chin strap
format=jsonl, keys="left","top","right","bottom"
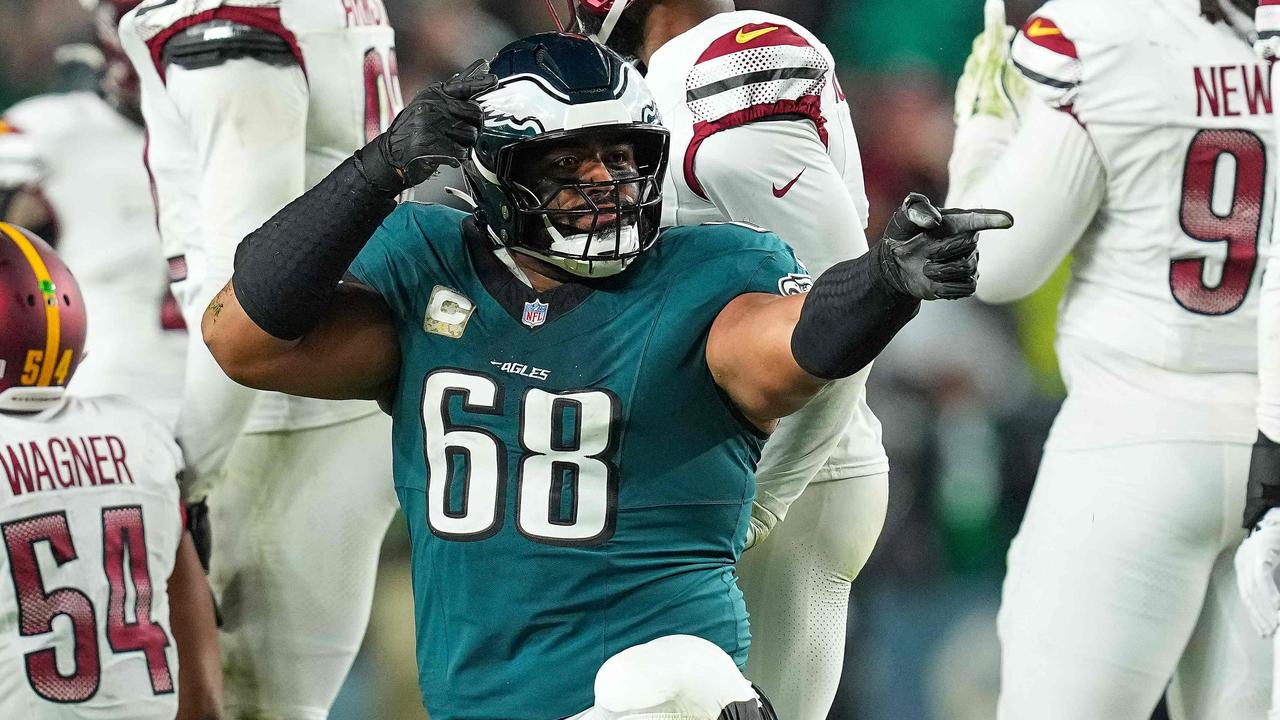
{"left": 593, "top": 0, "right": 631, "bottom": 46}
{"left": 516, "top": 217, "right": 637, "bottom": 278}
{"left": 0, "top": 386, "right": 67, "bottom": 414}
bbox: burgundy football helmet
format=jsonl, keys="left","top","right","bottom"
{"left": 0, "top": 223, "right": 87, "bottom": 412}
{"left": 81, "top": 0, "right": 144, "bottom": 124}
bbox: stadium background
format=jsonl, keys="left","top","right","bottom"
{"left": 1, "top": 1, "right": 1081, "bottom": 718}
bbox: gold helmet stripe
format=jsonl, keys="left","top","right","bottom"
{"left": 0, "top": 222, "right": 60, "bottom": 386}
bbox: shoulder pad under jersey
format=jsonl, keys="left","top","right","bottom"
{"left": 1010, "top": 11, "right": 1083, "bottom": 107}
{"left": 163, "top": 19, "right": 295, "bottom": 70}
{"left": 1009, "top": 0, "right": 1134, "bottom": 109}
{"left": 676, "top": 17, "right": 833, "bottom": 199}
{"left": 684, "top": 20, "right": 831, "bottom": 132}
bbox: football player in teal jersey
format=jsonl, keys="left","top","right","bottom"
{"left": 200, "top": 33, "right": 1011, "bottom": 720}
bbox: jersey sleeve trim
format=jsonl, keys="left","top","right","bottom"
{"left": 141, "top": 6, "right": 302, "bottom": 81}
{"left": 683, "top": 96, "right": 827, "bottom": 200}
{"left": 680, "top": 21, "right": 831, "bottom": 199}
{"left": 1010, "top": 16, "right": 1081, "bottom": 107}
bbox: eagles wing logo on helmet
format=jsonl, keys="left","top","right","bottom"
{"left": 462, "top": 33, "right": 670, "bottom": 279}
{"left": 478, "top": 81, "right": 555, "bottom": 134}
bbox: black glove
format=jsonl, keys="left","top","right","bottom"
{"left": 874, "top": 192, "right": 1013, "bottom": 300}
{"left": 183, "top": 497, "right": 223, "bottom": 627}
{"left": 355, "top": 59, "right": 498, "bottom": 193}
{"left": 185, "top": 498, "right": 213, "bottom": 573}
{"left": 1245, "top": 432, "right": 1280, "bottom": 529}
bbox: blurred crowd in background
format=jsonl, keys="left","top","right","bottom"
{"left": 2, "top": 1, "right": 1067, "bottom": 718}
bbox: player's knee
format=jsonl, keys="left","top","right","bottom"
{"left": 593, "top": 635, "right": 771, "bottom": 719}
{"left": 813, "top": 476, "right": 887, "bottom": 578}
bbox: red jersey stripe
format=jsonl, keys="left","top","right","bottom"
{"left": 695, "top": 22, "right": 811, "bottom": 65}
{"left": 1021, "top": 16, "right": 1078, "bottom": 59}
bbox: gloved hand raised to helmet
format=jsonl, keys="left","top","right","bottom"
{"left": 356, "top": 59, "right": 498, "bottom": 193}
{"left": 873, "top": 192, "right": 1013, "bottom": 301}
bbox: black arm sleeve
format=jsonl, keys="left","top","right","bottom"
{"left": 789, "top": 242, "right": 921, "bottom": 380}
{"left": 1245, "top": 432, "right": 1280, "bottom": 529}
{"left": 231, "top": 156, "right": 397, "bottom": 340}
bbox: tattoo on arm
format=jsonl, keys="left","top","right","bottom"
{"left": 206, "top": 285, "right": 231, "bottom": 322}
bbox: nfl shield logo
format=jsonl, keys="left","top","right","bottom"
{"left": 522, "top": 299, "right": 549, "bottom": 328}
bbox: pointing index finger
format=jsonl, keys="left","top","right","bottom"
{"left": 939, "top": 208, "right": 1014, "bottom": 236}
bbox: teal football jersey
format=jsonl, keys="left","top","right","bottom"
{"left": 348, "top": 204, "right": 808, "bottom": 720}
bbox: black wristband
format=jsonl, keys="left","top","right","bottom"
{"left": 232, "top": 156, "right": 397, "bottom": 340}
{"left": 1245, "top": 432, "right": 1280, "bottom": 529}
{"left": 354, "top": 140, "right": 405, "bottom": 195}
{"left": 790, "top": 243, "right": 921, "bottom": 380}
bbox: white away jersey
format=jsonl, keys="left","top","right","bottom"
{"left": 0, "top": 396, "right": 184, "bottom": 719}
{"left": 119, "top": 0, "right": 399, "bottom": 434}
{"left": 1011, "top": 0, "right": 1274, "bottom": 376}
{"left": 646, "top": 10, "right": 886, "bottom": 481}
{"left": 650, "top": 10, "right": 869, "bottom": 247}
{"left": 119, "top": 0, "right": 399, "bottom": 430}
{"left": 0, "top": 94, "right": 184, "bottom": 428}
{"left": 1007, "top": 0, "right": 1273, "bottom": 446}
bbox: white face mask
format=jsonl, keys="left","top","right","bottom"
{"left": 518, "top": 217, "right": 643, "bottom": 278}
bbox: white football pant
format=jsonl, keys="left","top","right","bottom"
{"left": 737, "top": 474, "right": 888, "bottom": 720}
{"left": 198, "top": 412, "right": 398, "bottom": 720}
{"left": 998, "top": 440, "right": 1270, "bottom": 719}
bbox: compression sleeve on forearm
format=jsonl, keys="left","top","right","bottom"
{"left": 790, "top": 244, "right": 920, "bottom": 380}
{"left": 231, "top": 155, "right": 397, "bottom": 340}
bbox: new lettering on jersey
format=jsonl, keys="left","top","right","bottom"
{"left": 1012, "top": 0, "right": 1274, "bottom": 446}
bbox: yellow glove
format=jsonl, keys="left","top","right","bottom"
{"left": 954, "top": 0, "right": 1028, "bottom": 124}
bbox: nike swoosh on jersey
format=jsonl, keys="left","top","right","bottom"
{"left": 736, "top": 26, "right": 779, "bottom": 44}
{"left": 1026, "top": 19, "right": 1062, "bottom": 38}
{"left": 772, "top": 168, "right": 806, "bottom": 198}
